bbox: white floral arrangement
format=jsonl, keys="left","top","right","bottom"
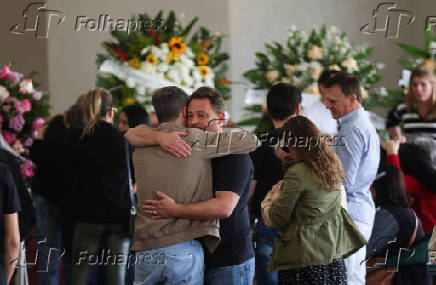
{"left": 240, "top": 25, "right": 385, "bottom": 132}
{"left": 244, "top": 25, "right": 383, "bottom": 97}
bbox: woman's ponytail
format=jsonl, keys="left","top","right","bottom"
{"left": 80, "top": 88, "right": 112, "bottom": 139}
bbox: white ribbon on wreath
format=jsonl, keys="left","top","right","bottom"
{"left": 99, "top": 60, "right": 194, "bottom": 98}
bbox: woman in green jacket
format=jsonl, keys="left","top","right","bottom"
{"left": 261, "top": 116, "right": 366, "bottom": 285}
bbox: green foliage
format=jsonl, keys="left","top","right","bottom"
{"left": 244, "top": 105, "right": 263, "bottom": 112}
{"left": 363, "top": 88, "right": 404, "bottom": 113}
{"left": 397, "top": 57, "right": 414, "bottom": 71}
{"left": 397, "top": 43, "right": 430, "bottom": 59}
{"left": 396, "top": 30, "right": 436, "bottom": 71}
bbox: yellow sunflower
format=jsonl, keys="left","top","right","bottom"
{"left": 123, "top": 97, "right": 135, "bottom": 105}
{"left": 166, "top": 52, "right": 180, "bottom": 63}
{"left": 198, "top": 66, "right": 211, "bottom": 78}
{"left": 145, "top": 54, "right": 158, "bottom": 66}
{"left": 197, "top": 53, "right": 209, "bottom": 66}
{"left": 169, "top": 37, "right": 186, "bottom": 54}
{"left": 128, "top": 58, "right": 140, "bottom": 69}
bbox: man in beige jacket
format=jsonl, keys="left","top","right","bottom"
{"left": 126, "top": 86, "right": 259, "bottom": 285}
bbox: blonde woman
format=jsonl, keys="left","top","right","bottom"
{"left": 70, "top": 88, "right": 131, "bottom": 285}
{"left": 261, "top": 116, "right": 366, "bottom": 285}
{"left": 387, "top": 67, "right": 436, "bottom": 141}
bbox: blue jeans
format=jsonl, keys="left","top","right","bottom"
{"left": 34, "top": 194, "right": 75, "bottom": 285}
{"left": 254, "top": 218, "right": 278, "bottom": 285}
{"left": 205, "top": 257, "right": 255, "bottom": 285}
{"left": 134, "top": 240, "right": 204, "bottom": 285}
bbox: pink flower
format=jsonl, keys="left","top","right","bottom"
{"left": 32, "top": 91, "right": 43, "bottom": 100}
{"left": 0, "top": 114, "right": 3, "bottom": 127}
{"left": 2, "top": 130, "right": 17, "bottom": 146}
{"left": 0, "top": 65, "right": 23, "bottom": 86}
{"left": 13, "top": 140, "right": 26, "bottom": 154}
{"left": 0, "top": 65, "right": 11, "bottom": 79}
{"left": 21, "top": 160, "right": 34, "bottom": 178}
{"left": 32, "top": 117, "right": 45, "bottom": 131}
{"left": 19, "top": 79, "right": 35, "bottom": 94}
{"left": 14, "top": 99, "right": 32, "bottom": 114}
{"left": 23, "top": 137, "right": 33, "bottom": 147}
{"left": 9, "top": 115, "right": 25, "bottom": 132}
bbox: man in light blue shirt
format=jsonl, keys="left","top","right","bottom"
{"left": 324, "top": 72, "right": 380, "bottom": 285}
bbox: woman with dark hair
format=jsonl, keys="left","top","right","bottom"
{"left": 381, "top": 139, "right": 436, "bottom": 233}
{"left": 70, "top": 88, "right": 131, "bottom": 285}
{"left": 117, "top": 104, "right": 150, "bottom": 186}
{"left": 117, "top": 104, "right": 151, "bottom": 132}
{"left": 261, "top": 116, "right": 366, "bottom": 285}
{"left": 366, "top": 159, "right": 431, "bottom": 284}
{"left": 30, "top": 104, "right": 84, "bottom": 285}
{"left": 116, "top": 104, "right": 149, "bottom": 285}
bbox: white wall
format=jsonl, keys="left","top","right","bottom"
{"left": 0, "top": 0, "right": 48, "bottom": 92}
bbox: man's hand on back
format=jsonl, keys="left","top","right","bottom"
{"left": 157, "top": 132, "right": 192, "bottom": 158}
{"left": 143, "top": 191, "right": 179, "bottom": 219}
{"left": 125, "top": 125, "right": 192, "bottom": 158}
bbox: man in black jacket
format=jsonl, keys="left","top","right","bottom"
{"left": 249, "top": 83, "right": 301, "bottom": 284}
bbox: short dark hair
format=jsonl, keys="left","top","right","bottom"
{"left": 121, "top": 104, "right": 151, "bottom": 128}
{"left": 266, "top": 83, "right": 302, "bottom": 120}
{"left": 152, "top": 86, "right": 188, "bottom": 123}
{"left": 373, "top": 163, "right": 410, "bottom": 207}
{"left": 65, "top": 104, "right": 84, "bottom": 129}
{"left": 44, "top": 115, "right": 68, "bottom": 146}
{"left": 318, "top": 70, "right": 339, "bottom": 85}
{"left": 324, "top": 72, "right": 362, "bottom": 103}
{"left": 188, "top": 87, "right": 225, "bottom": 114}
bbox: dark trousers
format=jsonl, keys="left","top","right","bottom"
{"left": 72, "top": 222, "right": 130, "bottom": 285}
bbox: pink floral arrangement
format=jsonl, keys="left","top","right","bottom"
{"left": 0, "top": 65, "right": 50, "bottom": 180}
